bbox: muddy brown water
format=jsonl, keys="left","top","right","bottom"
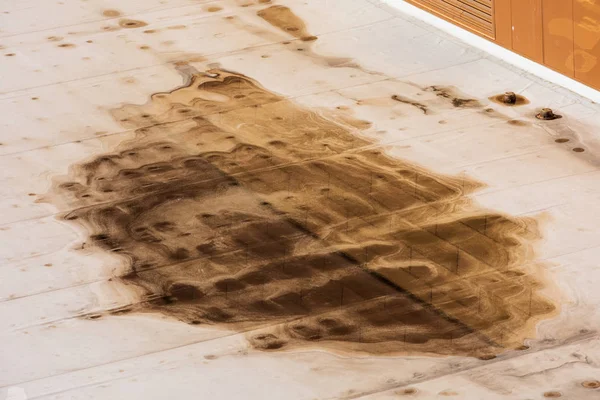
{"left": 42, "top": 67, "right": 558, "bottom": 358}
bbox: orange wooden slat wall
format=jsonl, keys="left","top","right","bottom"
{"left": 511, "top": 0, "right": 544, "bottom": 63}
{"left": 573, "top": 0, "right": 600, "bottom": 88}
{"left": 406, "top": 0, "right": 600, "bottom": 91}
{"left": 492, "top": 0, "right": 599, "bottom": 89}
{"left": 543, "top": 0, "right": 575, "bottom": 76}
{"left": 494, "top": 0, "right": 513, "bottom": 48}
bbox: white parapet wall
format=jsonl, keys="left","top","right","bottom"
{"left": 382, "top": 0, "right": 600, "bottom": 104}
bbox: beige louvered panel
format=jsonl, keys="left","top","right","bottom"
{"left": 407, "top": 0, "right": 495, "bottom": 39}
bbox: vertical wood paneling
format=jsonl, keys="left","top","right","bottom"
{"left": 511, "top": 0, "right": 544, "bottom": 62}
{"left": 573, "top": 0, "right": 600, "bottom": 88}
{"left": 494, "top": 0, "right": 513, "bottom": 48}
{"left": 543, "top": 0, "right": 575, "bottom": 76}
{"left": 414, "top": 0, "right": 600, "bottom": 91}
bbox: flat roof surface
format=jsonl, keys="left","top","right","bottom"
{"left": 2, "top": 1, "right": 600, "bottom": 399}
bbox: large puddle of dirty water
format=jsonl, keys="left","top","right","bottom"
{"left": 43, "top": 5, "right": 558, "bottom": 359}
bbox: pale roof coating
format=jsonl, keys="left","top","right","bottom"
{"left": 1, "top": 0, "right": 600, "bottom": 399}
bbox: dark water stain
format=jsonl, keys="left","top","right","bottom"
{"left": 102, "top": 10, "right": 121, "bottom": 18}
{"left": 426, "top": 86, "right": 481, "bottom": 108}
{"left": 253, "top": 5, "right": 378, "bottom": 75}
{"left": 257, "top": 5, "right": 318, "bottom": 42}
{"left": 543, "top": 391, "right": 562, "bottom": 398}
{"left": 396, "top": 388, "right": 418, "bottom": 395}
{"left": 439, "top": 390, "right": 459, "bottom": 396}
{"left": 119, "top": 19, "right": 148, "bottom": 29}
{"left": 507, "top": 119, "right": 530, "bottom": 127}
{"left": 391, "top": 95, "right": 428, "bottom": 114}
{"left": 44, "top": 69, "right": 558, "bottom": 357}
{"left": 452, "top": 98, "right": 476, "bottom": 107}
{"left": 168, "top": 25, "right": 187, "bottom": 30}
{"left": 489, "top": 93, "right": 530, "bottom": 107}
{"left": 582, "top": 380, "right": 600, "bottom": 389}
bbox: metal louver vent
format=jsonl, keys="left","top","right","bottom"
{"left": 406, "top": 0, "right": 495, "bottom": 39}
